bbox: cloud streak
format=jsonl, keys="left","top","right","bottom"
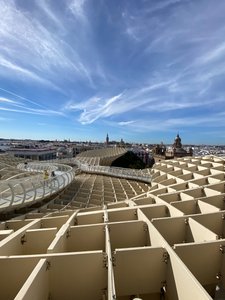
{"left": 0, "top": 95, "right": 64, "bottom": 117}
{"left": 68, "top": 0, "right": 87, "bottom": 20}
{"left": 0, "top": 0, "right": 99, "bottom": 90}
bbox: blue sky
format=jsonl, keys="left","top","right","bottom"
{"left": 0, "top": 0, "right": 225, "bottom": 144}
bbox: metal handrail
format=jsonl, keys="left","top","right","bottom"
{"left": 0, "top": 162, "right": 75, "bottom": 212}
{"left": 75, "top": 160, "right": 152, "bottom": 183}
{"left": 0, "top": 157, "right": 151, "bottom": 213}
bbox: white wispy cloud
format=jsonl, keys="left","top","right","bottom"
{"left": 0, "top": 87, "right": 49, "bottom": 109}
{"left": 78, "top": 93, "right": 123, "bottom": 124}
{"left": 147, "top": 0, "right": 182, "bottom": 14}
{"left": 0, "top": 0, "right": 96, "bottom": 89}
{"left": 118, "top": 121, "right": 135, "bottom": 126}
{"left": 35, "top": 0, "right": 63, "bottom": 29}
{"left": 0, "top": 97, "right": 16, "bottom": 104}
{"left": 65, "top": 87, "right": 156, "bottom": 124}
{"left": 143, "top": 96, "right": 225, "bottom": 113}
{"left": 68, "top": 0, "right": 87, "bottom": 20}
{"left": 112, "top": 113, "right": 225, "bottom": 134}
{"left": 65, "top": 73, "right": 219, "bottom": 124}
{"left": 0, "top": 95, "right": 64, "bottom": 117}
{"left": 198, "top": 42, "right": 225, "bottom": 65}
{"left": 162, "top": 115, "right": 225, "bottom": 130}
{"left": 0, "top": 106, "right": 63, "bottom": 116}
{"left": 0, "top": 55, "right": 61, "bottom": 90}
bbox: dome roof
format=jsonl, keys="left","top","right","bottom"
{"left": 175, "top": 134, "right": 181, "bottom": 141}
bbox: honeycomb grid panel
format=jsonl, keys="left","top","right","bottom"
{"left": 0, "top": 155, "right": 225, "bottom": 299}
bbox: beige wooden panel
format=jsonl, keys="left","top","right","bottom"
{"left": 171, "top": 182, "right": 189, "bottom": 191}
{"left": 166, "top": 259, "right": 179, "bottom": 300}
{"left": 179, "top": 192, "right": 194, "bottom": 201}
{"left": 168, "top": 247, "right": 213, "bottom": 300}
{"left": 151, "top": 187, "right": 176, "bottom": 196}
{"left": 198, "top": 200, "right": 220, "bottom": 214}
{"left": 195, "top": 169, "right": 211, "bottom": 176}
{"left": 48, "top": 203, "right": 65, "bottom": 209}
{"left": 220, "top": 247, "right": 225, "bottom": 293}
{"left": 210, "top": 173, "right": 225, "bottom": 181}
{"left": 49, "top": 252, "right": 107, "bottom": 300}
{"left": 171, "top": 200, "right": 200, "bottom": 215}
{"left": 211, "top": 166, "right": 224, "bottom": 172}
{"left": 186, "top": 218, "right": 218, "bottom": 243}
{"left": 183, "top": 188, "right": 205, "bottom": 199}
{"left": 152, "top": 217, "right": 189, "bottom": 246}
{"left": 174, "top": 240, "right": 225, "bottom": 286}
{"left": 15, "top": 259, "right": 49, "bottom": 300}
{"left": 109, "top": 221, "right": 150, "bottom": 250}
{"left": 160, "top": 192, "right": 181, "bottom": 203}
{"left": 0, "top": 219, "right": 40, "bottom": 255}
{"left": 41, "top": 215, "right": 70, "bottom": 230}
{"left": 160, "top": 178, "right": 177, "bottom": 186}
{"left": 0, "top": 223, "right": 5, "bottom": 230}
{"left": 0, "top": 256, "right": 40, "bottom": 300}
{"left": 178, "top": 173, "right": 194, "bottom": 181}
{"left": 113, "top": 247, "right": 166, "bottom": 297}
{"left": 23, "top": 228, "right": 57, "bottom": 255}
{"left": 152, "top": 174, "right": 168, "bottom": 183}
{"left": 140, "top": 205, "right": 170, "bottom": 220}
{"left": 190, "top": 178, "right": 209, "bottom": 186}
{"left": 25, "top": 213, "right": 46, "bottom": 219}
{"left": 76, "top": 211, "right": 104, "bottom": 225}
{"left": 204, "top": 188, "right": 221, "bottom": 197}
{"left": 192, "top": 212, "right": 224, "bottom": 237}
{"left": 133, "top": 197, "right": 155, "bottom": 206}
{"left": 66, "top": 224, "right": 105, "bottom": 252}
{"left": 108, "top": 208, "right": 137, "bottom": 222}
{"left": 5, "top": 219, "right": 34, "bottom": 231}
{"left": 107, "top": 202, "right": 128, "bottom": 209}
{"left": 0, "top": 229, "right": 14, "bottom": 241}
{"left": 50, "top": 210, "right": 75, "bottom": 217}
{"left": 199, "top": 194, "right": 225, "bottom": 210}
{"left": 149, "top": 197, "right": 184, "bottom": 217}
{"left": 166, "top": 204, "right": 185, "bottom": 217}
{"left": 47, "top": 224, "right": 69, "bottom": 253}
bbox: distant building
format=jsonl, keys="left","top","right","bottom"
{"left": 7, "top": 144, "right": 57, "bottom": 160}
{"left": 153, "top": 142, "right": 166, "bottom": 156}
{"left": 106, "top": 133, "right": 109, "bottom": 146}
{"left": 169, "top": 133, "right": 193, "bottom": 158}
{"left": 153, "top": 134, "right": 193, "bottom": 161}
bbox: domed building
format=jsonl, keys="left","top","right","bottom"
{"left": 171, "top": 133, "right": 193, "bottom": 158}
{"left": 153, "top": 134, "right": 193, "bottom": 161}
{"left": 173, "top": 133, "right": 182, "bottom": 148}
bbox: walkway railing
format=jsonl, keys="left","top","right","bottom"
{"left": 75, "top": 161, "right": 152, "bottom": 183}
{"left": 0, "top": 162, "right": 74, "bottom": 212}
{"left": 45, "top": 158, "right": 152, "bottom": 183}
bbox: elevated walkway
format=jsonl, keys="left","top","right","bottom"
{"left": 0, "top": 162, "right": 74, "bottom": 213}
{"left": 76, "top": 162, "right": 152, "bottom": 183}
{"left": 0, "top": 148, "right": 151, "bottom": 213}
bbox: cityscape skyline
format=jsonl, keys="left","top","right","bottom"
{"left": 1, "top": 0, "right": 225, "bottom": 144}
{"left": 1, "top": 136, "right": 225, "bottom": 148}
